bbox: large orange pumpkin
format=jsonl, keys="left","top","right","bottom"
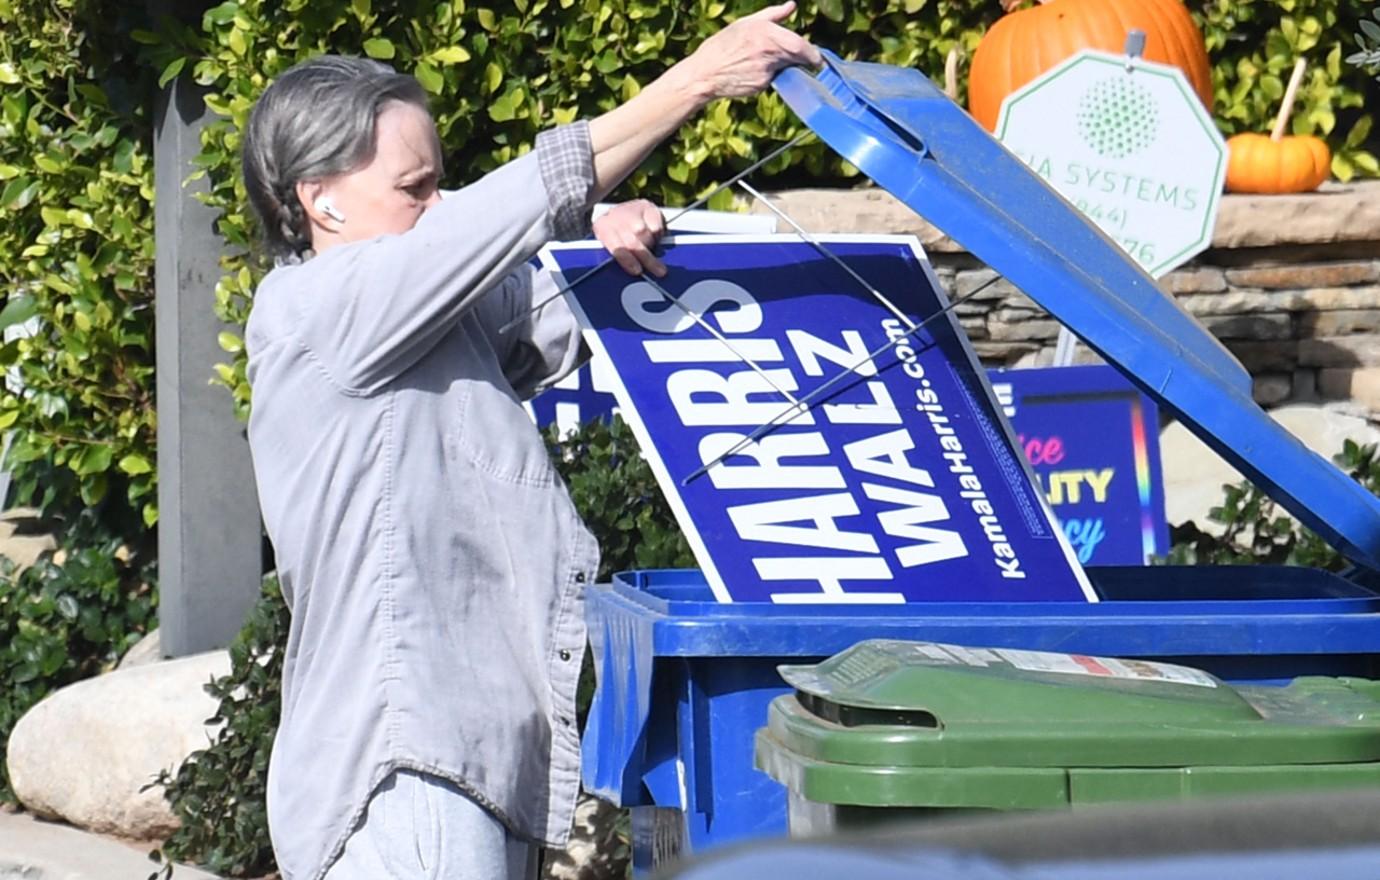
{"left": 969, "top": 0, "right": 1213, "bottom": 132}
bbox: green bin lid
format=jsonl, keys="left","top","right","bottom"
{"left": 757, "top": 640, "right": 1380, "bottom": 809}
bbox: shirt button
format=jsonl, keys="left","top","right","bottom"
{"left": 574, "top": 572, "right": 587, "bottom": 584}
{"left": 559, "top": 649, "right": 572, "bottom": 662}
{"left": 560, "top": 716, "right": 572, "bottom": 726}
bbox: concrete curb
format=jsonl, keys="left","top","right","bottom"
{"left": 0, "top": 811, "right": 220, "bottom": 880}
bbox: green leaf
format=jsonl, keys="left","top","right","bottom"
{"left": 72, "top": 444, "right": 113, "bottom": 477}
{"left": 431, "top": 46, "right": 472, "bottom": 65}
{"left": 351, "top": 0, "right": 371, "bottom": 19}
{"left": 415, "top": 62, "right": 444, "bottom": 94}
{"left": 1, "top": 176, "right": 37, "bottom": 210}
{"left": 159, "top": 56, "right": 187, "bottom": 89}
{"left": 218, "top": 332, "right": 244, "bottom": 353}
{"left": 476, "top": 8, "right": 496, "bottom": 30}
{"left": 118, "top": 454, "right": 153, "bottom": 476}
{"left": 204, "top": 1, "right": 239, "bottom": 25}
{"left": 363, "top": 38, "right": 396, "bottom": 60}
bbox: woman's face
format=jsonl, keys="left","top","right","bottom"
{"left": 305, "top": 100, "right": 443, "bottom": 249}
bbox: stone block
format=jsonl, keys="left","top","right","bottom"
{"left": 987, "top": 318, "right": 1062, "bottom": 342}
{"left": 991, "top": 307, "right": 1046, "bottom": 323}
{"left": 1225, "top": 261, "right": 1380, "bottom": 290}
{"left": 972, "top": 341, "right": 1039, "bottom": 365}
{"left": 1178, "top": 290, "right": 1292, "bottom": 317}
{"left": 1317, "top": 367, "right": 1380, "bottom": 412}
{"left": 1224, "top": 340, "right": 1298, "bottom": 372}
{"left": 1299, "top": 310, "right": 1380, "bottom": 337}
{"left": 1292, "top": 368, "right": 1318, "bottom": 401}
{"left": 1252, "top": 373, "right": 1293, "bottom": 405}
{"left": 1298, "top": 336, "right": 1380, "bottom": 368}
{"left": 1301, "top": 286, "right": 1380, "bottom": 311}
{"left": 1199, "top": 313, "right": 1292, "bottom": 341}
{"left": 1160, "top": 267, "right": 1228, "bottom": 294}
{"left": 1349, "top": 368, "right": 1380, "bottom": 412}
{"left": 955, "top": 269, "right": 1016, "bottom": 300}
{"left": 749, "top": 188, "right": 966, "bottom": 252}
{"left": 1318, "top": 368, "right": 1354, "bottom": 400}
{"left": 1211, "top": 181, "right": 1380, "bottom": 248}
{"left": 958, "top": 316, "right": 988, "bottom": 339}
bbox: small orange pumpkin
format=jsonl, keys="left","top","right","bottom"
{"left": 1225, "top": 60, "right": 1331, "bottom": 194}
{"left": 968, "top": 0, "right": 1213, "bottom": 132}
{"left": 1225, "top": 133, "right": 1330, "bottom": 194}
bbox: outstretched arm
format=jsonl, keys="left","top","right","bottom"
{"left": 586, "top": 2, "right": 820, "bottom": 203}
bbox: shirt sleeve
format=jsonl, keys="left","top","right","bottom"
{"left": 476, "top": 262, "right": 589, "bottom": 400}
{"left": 290, "top": 122, "right": 594, "bottom": 396}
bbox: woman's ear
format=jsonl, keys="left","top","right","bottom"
{"left": 296, "top": 179, "right": 345, "bottom": 230}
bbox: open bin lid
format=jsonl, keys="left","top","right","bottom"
{"left": 772, "top": 53, "right": 1380, "bottom": 573}
{"left": 770, "top": 640, "right": 1380, "bottom": 768}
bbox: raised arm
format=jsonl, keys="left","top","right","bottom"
{"left": 586, "top": 2, "right": 821, "bottom": 202}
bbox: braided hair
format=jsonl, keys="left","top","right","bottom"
{"left": 242, "top": 55, "right": 429, "bottom": 264}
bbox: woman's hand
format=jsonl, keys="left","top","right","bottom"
{"left": 594, "top": 199, "right": 667, "bottom": 277}
{"left": 682, "top": 2, "right": 823, "bottom": 100}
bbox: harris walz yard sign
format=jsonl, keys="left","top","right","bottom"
{"left": 543, "top": 235, "right": 1093, "bottom": 605}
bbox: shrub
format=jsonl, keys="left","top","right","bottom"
{"left": 154, "top": 575, "right": 286, "bottom": 878}
{"left": 0, "top": 511, "right": 157, "bottom": 801}
{"left": 0, "top": 0, "right": 159, "bottom": 533}
{"left": 1163, "top": 439, "right": 1380, "bottom": 568}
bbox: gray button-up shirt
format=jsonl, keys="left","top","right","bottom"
{"left": 245, "top": 123, "right": 600, "bottom": 880}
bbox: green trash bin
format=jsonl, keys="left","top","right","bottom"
{"left": 755, "top": 639, "right": 1380, "bottom": 837}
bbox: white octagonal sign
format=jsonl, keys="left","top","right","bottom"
{"left": 995, "top": 50, "right": 1226, "bottom": 278}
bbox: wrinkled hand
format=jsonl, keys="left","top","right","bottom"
{"left": 686, "top": 2, "right": 822, "bottom": 100}
{"left": 594, "top": 199, "right": 667, "bottom": 277}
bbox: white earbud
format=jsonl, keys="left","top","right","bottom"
{"left": 315, "top": 198, "right": 347, "bottom": 224}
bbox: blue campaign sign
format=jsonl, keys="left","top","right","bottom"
{"left": 541, "top": 235, "right": 1094, "bottom": 604}
{"left": 989, "top": 365, "right": 1170, "bottom": 566}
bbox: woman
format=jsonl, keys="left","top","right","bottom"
{"left": 240, "top": 5, "right": 819, "bottom": 879}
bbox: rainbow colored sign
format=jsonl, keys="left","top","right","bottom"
{"left": 989, "top": 365, "right": 1169, "bottom": 565}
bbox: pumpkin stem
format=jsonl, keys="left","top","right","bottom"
{"left": 944, "top": 47, "right": 960, "bottom": 99}
{"left": 1271, "top": 58, "right": 1308, "bottom": 141}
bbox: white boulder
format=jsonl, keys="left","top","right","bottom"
{"left": 7, "top": 650, "right": 231, "bottom": 840}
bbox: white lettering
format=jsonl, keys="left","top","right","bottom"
{"left": 728, "top": 493, "right": 878, "bottom": 553}
{"left": 863, "top": 483, "right": 969, "bottom": 568}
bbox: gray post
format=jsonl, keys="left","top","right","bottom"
{"left": 154, "top": 71, "right": 263, "bottom": 656}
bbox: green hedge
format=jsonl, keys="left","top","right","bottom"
{"left": 0, "top": 0, "right": 158, "bottom": 533}
{"left": 3, "top": 0, "right": 1377, "bottom": 522}
{"left": 0, "top": 512, "right": 157, "bottom": 801}
{"left": 141, "top": 0, "right": 1380, "bottom": 412}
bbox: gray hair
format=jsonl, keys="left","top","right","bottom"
{"left": 242, "top": 55, "right": 430, "bottom": 263}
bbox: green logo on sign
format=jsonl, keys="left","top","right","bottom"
{"left": 1076, "top": 76, "right": 1159, "bottom": 159}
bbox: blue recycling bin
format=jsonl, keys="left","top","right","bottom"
{"left": 577, "top": 52, "right": 1380, "bottom": 875}
{"left": 583, "top": 567, "right": 1380, "bottom": 873}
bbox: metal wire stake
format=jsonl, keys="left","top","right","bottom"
{"left": 638, "top": 274, "right": 801, "bottom": 406}
{"left": 736, "top": 179, "right": 922, "bottom": 333}
{"left": 680, "top": 274, "right": 1001, "bottom": 486}
{"left": 499, "top": 131, "right": 814, "bottom": 336}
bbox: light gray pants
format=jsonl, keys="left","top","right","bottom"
{"left": 324, "top": 769, "right": 537, "bottom": 880}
